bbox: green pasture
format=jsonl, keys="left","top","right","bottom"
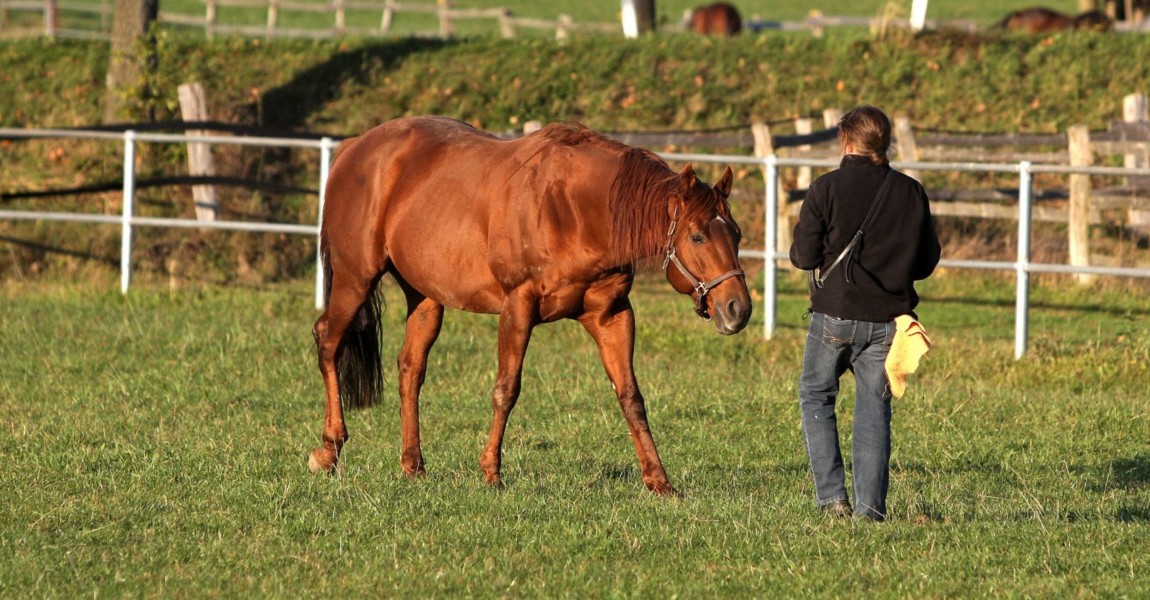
{"left": 29, "top": 0, "right": 1087, "bottom": 38}
{"left": 2, "top": 270, "right": 1148, "bottom": 597}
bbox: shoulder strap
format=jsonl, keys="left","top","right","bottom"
{"left": 812, "top": 170, "right": 895, "bottom": 289}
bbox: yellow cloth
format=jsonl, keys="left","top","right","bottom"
{"left": 885, "top": 315, "right": 931, "bottom": 398}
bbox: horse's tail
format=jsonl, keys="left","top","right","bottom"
{"left": 321, "top": 238, "right": 385, "bottom": 410}
{"left": 339, "top": 283, "right": 384, "bottom": 409}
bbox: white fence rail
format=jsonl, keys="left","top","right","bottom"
{"left": 3, "top": 128, "right": 1150, "bottom": 358}
{"left": 0, "top": 128, "right": 336, "bottom": 309}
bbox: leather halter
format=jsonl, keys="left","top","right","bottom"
{"left": 661, "top": 210, "right": 744, "bottom": 320}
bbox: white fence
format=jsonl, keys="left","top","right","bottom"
{"left": 3, "top": 128, "right": 1150, "bottom": 358}
{"left": 0, "top": 128, "right": 336, "bottom": 309}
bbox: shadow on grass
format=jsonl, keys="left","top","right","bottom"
{"left": 900, "top": 455, "right": 1150, "bottom": 523}
{"left": 1089, "top": 456, "right": 1150, "bottom": 523}
{"left": 1116, "top": 505, "right": 1150, "bottom": 522}
{"left": 260, "top": 37, "right": 452, "bottom": 132}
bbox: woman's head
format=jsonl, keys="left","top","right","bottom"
{"left": 838, "top": 105, "right": 891, "bottom": 166}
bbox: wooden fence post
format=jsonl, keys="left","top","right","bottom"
{"left": 556, "top": 14, "right": 572, "bottom": 41}
{"left": 44, "top": 0, "right": 57, "bottom": 37}
{"left": 822, "top": 108, "right": 842, "bottom": 129}
{"left": 1123, "top": 93, "right": 1148, "bottom": 174}
{"left": 893, "top": 115, "right": 920, "bottom": 181}
{"left": 267, "top": 0, "right": 277, "bottom": 34}
{"left": 1123, "top": 93, "right": 1149, "bottom": 233}
{"left": 206, "top": 0, "right": 217, "bottom": 39}
{"left": 438, "top": 0, "right": 452, "bottom": 38}
{"left": 178, "top": 82, "right": 219, "bottom": 222}
{"left": 381, "top": 1, "right": 394, "bottom": 33}
{"left": 795, "top": 117, "right": 814, "bottom": 191}
{"left": 808, "top": 9, "right": 825, "bottom": 38}
{"left": 334, "top": 0, "right": 346, "bottom": 33}
{"left": 498, "top": 8, "right": 513, "bottom": 37}
{"left": 753, "top": 122, "right": 791, "bottom": 259}
{"left": 1067, "top": 124, "right": 1094, "bottom": 284}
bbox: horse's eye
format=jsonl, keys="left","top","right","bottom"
{"left": 690, "top": 233, "right": 705, "bottom": 244}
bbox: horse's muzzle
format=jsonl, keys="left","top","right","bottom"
{"left": 710, "top": 294, "right": 752, "bottom": 335}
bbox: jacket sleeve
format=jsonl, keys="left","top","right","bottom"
{"left": 912, "top": 190, "right": 941, "bottom": 280}
{"left": 789, "top": 181, "right": 827, "bottom": 270}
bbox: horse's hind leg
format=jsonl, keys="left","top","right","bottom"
{"left": 396, "top": 283, "right": 444, "bottom": 476}
{"left": 309, "top": 268, "right": 381, "bottom": 474}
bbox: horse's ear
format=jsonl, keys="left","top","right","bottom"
{"left": 714, "top": 166, "right": 734, "bottom": 199}
{"left": 677, "top": 164, "right": 698, "bottom": 197}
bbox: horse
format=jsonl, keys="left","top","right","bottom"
{"left": 1072, "top": 10, "right": 1114, "bottom": 31}
{"left": 686, "top": 2, "right": 743, "bottom": 36}
{"left": 996, "top": 7, "right": 1112, "bottom": 32}
{"left": 308, "top": 116, "right": 752, "bottom": 495}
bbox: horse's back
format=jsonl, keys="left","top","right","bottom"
{"left": 323, "top": 117, "right": 625, "bottom": 316}
{"left": 690, "top": 2, "right": 741, "bottom": 35}
{"left": 1000, "top": 7, "right": 1074, "bottom": 32}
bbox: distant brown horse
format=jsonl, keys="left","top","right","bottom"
{"left": 687, "top": 2, "right": 742, "bottom": 35}
{"left": 308, "top": 116, "right": 752, "bottom": 495}
{"left": 997, "top": 7, "right": 1113, "bottom": 32}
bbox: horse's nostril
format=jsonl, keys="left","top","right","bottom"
{"left": 727, "top": 298, "right": 751, "bottom": 323}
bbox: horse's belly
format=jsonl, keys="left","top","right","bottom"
{"left": 388, "top": 244, "right": 504, "bottom": 314}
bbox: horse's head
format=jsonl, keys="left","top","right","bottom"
{"left": 662, "top": 164, "right": 752, "bottom": 335}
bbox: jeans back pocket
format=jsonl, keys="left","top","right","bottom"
{"left": 819, "top": 314, "right": 856, "bottom": 350}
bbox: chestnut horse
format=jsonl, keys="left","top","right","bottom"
{"left": 687, "top": 2, "right": 742, "bottom": 36}
{"left": 997, "top": 7, "right": 1112, "bottom": 32}
{"left": 308, "top": 116, "right": 751, "bottom": 495}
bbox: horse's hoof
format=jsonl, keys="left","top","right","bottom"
{"left": 402, "top": 466, "right": 427, "bottom": 478}
{"left": 647, "top": 481, "right": 680, "bottom": 497}
{"left": 401, "top": 451, "right": 425, "bottom": 476}
{"left": 484, "top": 473, "right": 504, "bottom": 488}
{"left": 308, "top": 448, "right": 339, "bottom": 474}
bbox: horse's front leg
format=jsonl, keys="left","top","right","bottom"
{"left": 397, "top": 292, "right": 444, "bottom": 476}
{"left": 479, "top": 289, "right": 538, "bottom": 487}
{"left": 578, "top": 297, "right": 676, "bottom": 495}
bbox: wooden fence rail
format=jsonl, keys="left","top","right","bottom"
{"left": 0, "top": 0, "right": 618, "bottom": 40}
{"left": 1, "top": 0, "right": 1013, "bottom": 41}
{"left": 593, "top": 93, "right": 1150, "bottom": 273}
{"left": 735, "top": 94, "right": 1150, "bottom": 277}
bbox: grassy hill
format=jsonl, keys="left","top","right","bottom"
{"left": 1, "top": 27, "right": 1148, "bottom": 283}
{"left": 4, "top": 29, "right": 1146, "bottom": 134}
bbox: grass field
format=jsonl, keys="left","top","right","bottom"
{"left": 2, "top": 269, "right": 1148, "bottom": 596}
{"left": 17, "top": 0, "right": 1088, "bottom": 39}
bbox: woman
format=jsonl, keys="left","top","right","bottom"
{"left": 789, "top": 105, "right": 940, "bottom": 521}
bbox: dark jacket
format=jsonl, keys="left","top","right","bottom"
{"left": 789, "top": 155, "right": 941, "bottom": 322}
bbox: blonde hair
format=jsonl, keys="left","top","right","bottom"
{"left": 839, "top": 105, "right": 891, "bottom": 166}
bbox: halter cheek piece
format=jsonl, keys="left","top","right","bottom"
{"left": 661, "top": 212, "right": 744, "bottom": 320}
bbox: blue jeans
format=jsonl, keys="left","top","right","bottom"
{"left": 799, "top": 312, "right": 895, "bottom": 521}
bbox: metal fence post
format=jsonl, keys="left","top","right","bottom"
{"left": 120, "top": 130, "right": 136, "bottom": 294}
{"left": 764, "top": 154, "right": 778, "bottom": 339}
{"left": 315, "top": 136, "right": 334, "bottom": 310}
{"left": 1015, "top": 161, "right": 1033, "bottom": 359}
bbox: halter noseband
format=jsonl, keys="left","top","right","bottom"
{"left": 660, "top": 210, "right": 744, "bottom": 320}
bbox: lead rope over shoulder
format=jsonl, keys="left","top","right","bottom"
{"left": 662, "top": 210, "right": 743, "bottom": 320}
{"left": 809, "top": 170, "right": 896, "bottom": 291}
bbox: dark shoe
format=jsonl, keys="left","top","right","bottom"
{"left": 822, "top": 500, "right": 853, "bottom": 517}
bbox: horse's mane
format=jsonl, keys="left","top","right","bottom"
{"left": 533, "top": 122, "right": 723, "bottom": 266}
{"left": 607, "top": 148, "right": 679, "bottom": 266}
